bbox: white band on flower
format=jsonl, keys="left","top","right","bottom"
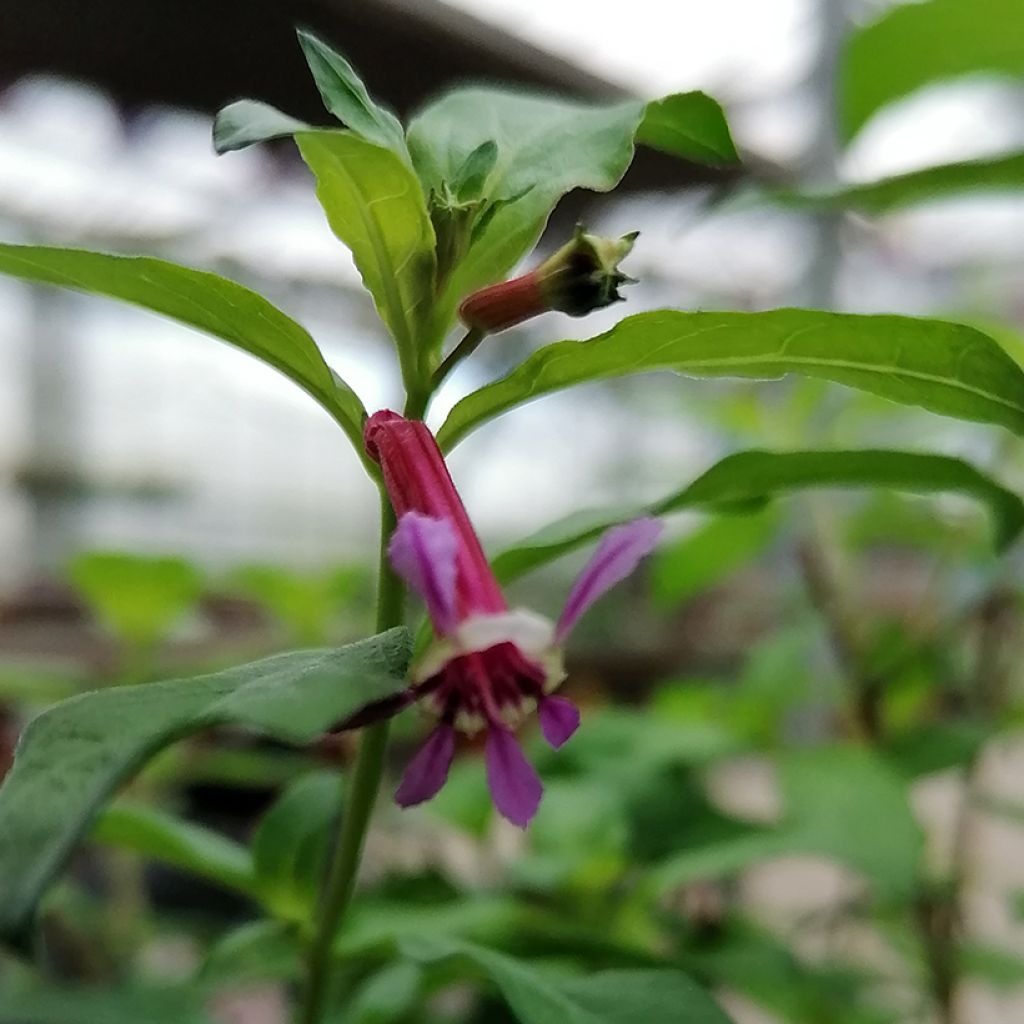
{"left": 412, "top": 608, "right": 561, "bottom": 686}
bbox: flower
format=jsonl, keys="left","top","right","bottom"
{"left": 458, "top": 224, "right": 638, "bottom": 335}
{"left": 364, "top": 410, "right": 661, "bottom": 827}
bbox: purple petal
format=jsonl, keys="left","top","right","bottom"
{"left": 538, "top": 696, "right": 580, "bottom": 749}
{"left": 395, "top": 724, "right": 455, "bottom": 807}
{"left": 556, "top": 517, "right": 663, "bottom": 640}
{"left": 389, "top": 512, "right": 459, "bottom": 635}
{"left": 485, "top": 727, "right": 543, "bottom": 828}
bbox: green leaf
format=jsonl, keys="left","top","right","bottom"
{"left": 0, "top": 244, "right": 366, "bottom": 453}
{"left": 840, "top": 0, "right": 1024, "bottom": 141}
{"left": 844, "top": 490, "right": 983, "bottom": 552}
{"left": 408, "top": 91, "right": 633, "bottom": 206}
{"left": 408, "top": 88, "right": 734, "bottom": 201}
{"left": 347, "top": 961, "right": 424, "bottom": 1024}
{"left": 0, "top": 628, "right": 411, "bottom": 946}
{"left": 212, "top": 99, "right": 311, "bottom": 154}
{"left": 557, "top": 970, "right": 735, "bottom": 1024}
{"left": 527, "top": 777, "right": 629, "bottom": 870}
{"left": 404, "top": 939, "right": 735, "bottom": 1024}
{"left": 622, "top": 762, "right": 758, "bottom": 867}
{"left": 682, "top": 449, "right": 1024, "bottom": 550}
{"left": 693, "top": 925, "right": 890, "bottom": 1024}
{"left": 69, "top": 552, "right": 202, "bottom": 648}
{"left": 564, "top": 707, "right": 738, "bottom": 779}
{"left": 886, "top": 721, "right": 989, "bottom": 777}
{"left": 651, "top": 508, "right": 780, "bottom": 608}
{"left": 439, "top": 310, "right": 1024, "bottom": 449}
{"left": 406, "top": 89, "right": 735, "bottom": 348}
{"left": 296, "top": 130, "right": 435, "bottom": 371}
{"left": 492, "top": 448, "right": 1024, "bottom": 584}
{"left": 426, "top": 758, "right": 494, "bottom": 838}
{"left": 781, "top": 746, "right": 922, "bottom": 899}
{"left": 960, "top": 943, "right": 1024, "bottom": 989}
{"left": 452, "top": 140, "right": 500, "bottom": 202}
{"left": 251, "top": 770, "right": 342, "bottom": 923}
{"left": 339, "top": 898, "right": 525, "bottom": 959}
{"left": 147, "top": 745, "right": 316, "bottom": 791}
{"left": 297, "top": 30, "right": 407, "bottom": 156}
{"left": 92, "top": 802, "right": 256, "bottom": 895}
{"left": 638, "top": 92, "right": 738, "bottom": 166}
{"left": 0, "top": 987, "right": 214, "bottom": 1024}
{"left": 202, "top": 920, "right": 302, "bottom": 985}
{"left": 650, "top": 747, "right": 922, "bottom": 899}
{"left": 800, "top": 151, "right": 1024, "bottom": 213}
{"left": 647, "top": 833, "right": 791, "bottom": 894}
{"left": 227, "top": 564, "right": 362, "bottom": 645}
{"left": 975, "top": 319, "right": 1024, "bottom": 369}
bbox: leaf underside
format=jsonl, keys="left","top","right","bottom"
{"left": 492, "top": 448, "right": 1024, "bottom": 583}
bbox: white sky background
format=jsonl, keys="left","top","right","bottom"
{"left": 450, "top": 0, "right": 813, "bottom": 97}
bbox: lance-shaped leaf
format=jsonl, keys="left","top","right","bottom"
{"left": 251, "top": 770, "right": 342, "bottom": 923}
{"left": 649, "top": 747, "right": 922, "bottom": 900}
{"left": 297, "top": 29, "right": 407, "bottom": 157}
{"left": 403, "top": 938, "right": 736, "bottom": 1024}
{"left": 439, "top": 309, "right": 1024, "bottom": 449}
{"left": 491, "top": 449, "right": 1024, "bottom": 582}
{"left": 407, "top": 88, "right": 736, "bottom": 349}
{"left": 0, "top": 629, "right": 411, "bottom": 948}
{"left": 93, "top": 802, "right": 257, "bottom": 896}
{"left": 213, "top": 99, "right": 312, "bottom": 154}
{"left": 795, "top": 151, "right": 1024, "bottom": 214}
{"left": 296, "top": 130, "right": 435, "bottom": 374}
{"left": 212, "top": 33, "right": 406, "bottom": 158}
{"left": 0, "top": 244, "right": 367, "bottom": 453}
{"left": 841, "top": 0, "right": 1024, "bottom": 141}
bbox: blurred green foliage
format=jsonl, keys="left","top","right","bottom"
{"left": 69, "top": 552, "right": 203, "bottom": 651}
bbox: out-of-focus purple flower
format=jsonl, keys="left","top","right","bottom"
{"left": 365, "top": 410, "right": 660, "bottom": 827}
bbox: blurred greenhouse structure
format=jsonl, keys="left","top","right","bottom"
{"left": 3, "top": 0, "right": 1024, "bottom": 1022}
{"left": 1, "top": 0, "right": 1021, "bottom": 582}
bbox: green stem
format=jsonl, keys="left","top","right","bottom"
{"left": 431, "top": 326, "right": 484, "bottom": 390}
{"left": 299, "top": 499, "right": 404, "bottom": 1024}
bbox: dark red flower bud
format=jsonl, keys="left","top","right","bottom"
{"left": 458, "top": 225, "right": 638, "bottom": 334}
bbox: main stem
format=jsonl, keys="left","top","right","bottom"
{"left": 299, "top": 498, "right": 403, "bottom": 1024}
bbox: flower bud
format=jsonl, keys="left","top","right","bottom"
{"left": 458, "top": 225, "right": 638, "bottom": 334}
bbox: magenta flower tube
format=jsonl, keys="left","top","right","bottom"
{"left": 364, "top": 410, "right": 661, "bottom": 827}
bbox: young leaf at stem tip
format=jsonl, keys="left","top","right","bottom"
{"left": 295, "top": 130, "right": 436, "bottom": 384}
{"left": 407, "top": 87, "right": 737, "bottom": 351}
{"left": 212, "top": 99, "right": 312, "bottom": 154}
{"left": 296, "top": 28, "right": 408, "bottom": 158}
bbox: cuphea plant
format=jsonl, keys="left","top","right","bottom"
{"left": 3, "top": 23, "right": 1024, "bottom": 1024}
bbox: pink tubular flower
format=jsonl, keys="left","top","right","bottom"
{"left": 365, "top": 410, "right": 661, "bottom": 828}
